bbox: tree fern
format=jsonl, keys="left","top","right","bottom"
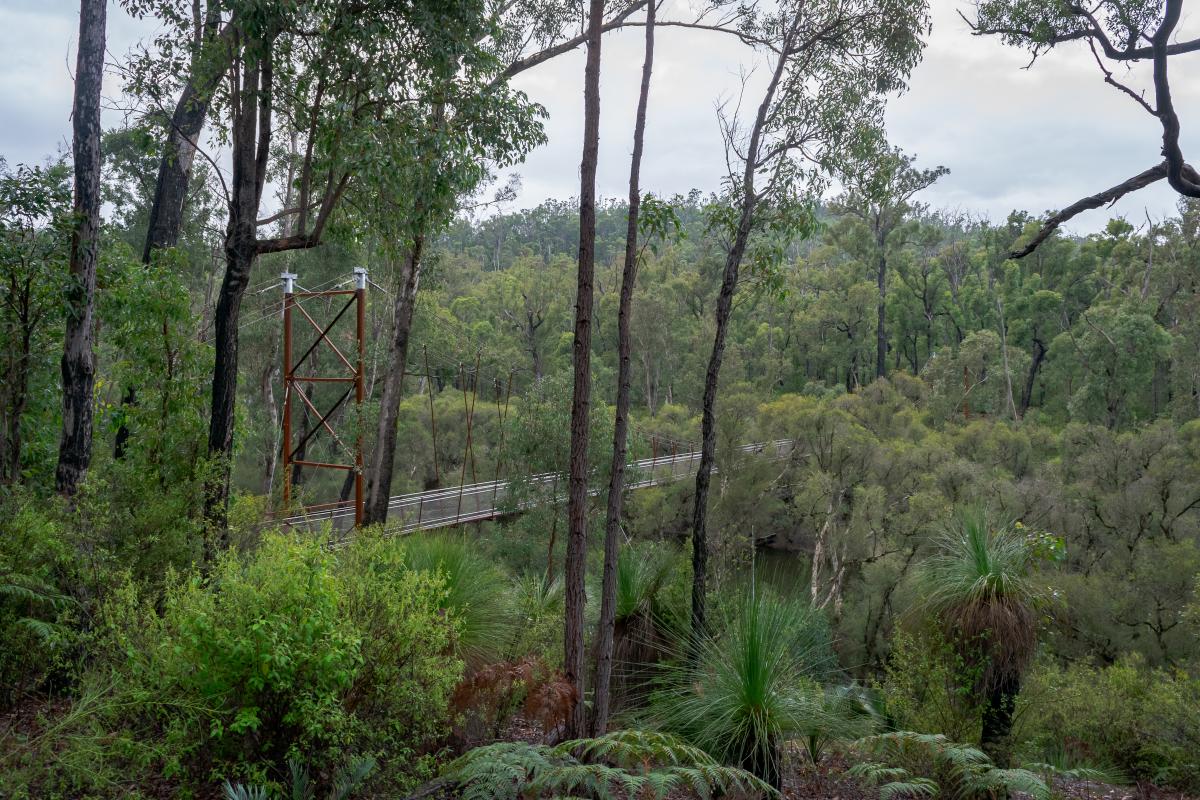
{"left": 852, "top": 731, "right": 1050, "bottom": 800}
{"left": 446, "top": 729, "right": 777, "bottom": 799}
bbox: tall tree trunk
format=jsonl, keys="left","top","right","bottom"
{"left": 205, "top": 39, "right": 272, "bottom": 534}
{"left": 55, "top": 0, "right": 106, "bottom": 497}
{"left": 564, "top": 0, "right": 604, "bottom": 740}
{"left": 875, "top": 246, "right": 887, "bottom": 379}
{"left": 364, "top": 236, "right": 425, "bottom": 525}
{"left": 691, "top": 42, "right": 790, "bottom": 636}
{"left": 261, "top": 341, "right": 280, "bottom": 495}
{"left": 996, "top": 296, "right": 1019, "bottom": 422}
{"left": 593, "top": 0, "right": 655, "bottom": 737}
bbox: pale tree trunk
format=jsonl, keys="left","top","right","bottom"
{"left": 261, "top": 341, "right": 279, "bottom": 495}
{"left": 593, "top": 0, "right": 655, "bottom": 737}
{"left": 143, "top": 4, "right": 223, "bottom": 261}
{"left": 364, "top": 237, "right": 424, "bottom": 525}
{"left": 564, "top": 0, "right": 605, "bottom": 740}
{"left": 875, "top": 242, "right": 887, "bottom": 379}
{"left": 996, "top": 296, "right": 1019, "bottom": 421}
{"left": 55, "top": 0, "right": 106, "bottom": 496}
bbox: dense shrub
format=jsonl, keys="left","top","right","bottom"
{"left": 1016, "top": 655, "right": 1200, "bottom": 791}
{"left": 94, "top": 531, "right": 461, "bottom": 789}
{"left": 0, "top": 490, "right": 78, "bottom": 704}
{"left": 877, "top": 630, "right": 985, "bottom": 744}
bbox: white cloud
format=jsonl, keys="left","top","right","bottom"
{"left": 2, "top": 0, "right": 1195, "bottom": 233}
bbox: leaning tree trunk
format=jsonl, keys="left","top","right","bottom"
{"left": 116, "top": 7, "right": 225, "bottom": 460}
{"left": 563, "top": 0, "right": 605, "bottom": 741}
{"left": 690, "top": 39, "right": 790, "bottom": 636}
{"left": 593, "top": 0, "right": 655, "bottom": 737}
{"left": 55, "top": 0, "right": 106, "bottom": 497}
{"left": 364, "top": 235, "right": 425, "bottom": 525}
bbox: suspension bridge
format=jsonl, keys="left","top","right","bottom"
{"left": 281, "top": 438, "right": 797, "bottom": 538}
{"left": 266, "top": 268, "right": 798, "bottom": 539}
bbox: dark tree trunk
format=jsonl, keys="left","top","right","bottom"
{"left": 115, "top": 7, "right": 225, "bottom": 461}
{"left": 142, "top": 7, "right": 221, "bottom": 262}
{"left": 980, "top": 672, "right": 1019, "bottom": 766}
{"left": 593, "top": 0, "right": 655, "bottom": 737}
{"left": 364, "top": 236, "right": 424, "bottom": 525}
{"left": 691, "top": 42, "right": 791, "bottom": 636}
{"left": 564, "top": 0, "right": 604, "bottom": 740}
{"left": 1019, "top": 337, "right": 1046, "bottom": 415}
{"left": 204, "top": 40, "right": 272, "bottom": 534}
{"left": 55, "top": 0, "right": 106, "bottom": 497}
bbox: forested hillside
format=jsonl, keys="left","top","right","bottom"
{"left": 2, "top": 0, "right": 1200, "bottom": 797}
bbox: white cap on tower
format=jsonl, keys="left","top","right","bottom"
{"left": 353, "top": 267, "right": 368, "bottom": 290}
{"left": 280, "top": 272, "right": 297, "bottom": 293}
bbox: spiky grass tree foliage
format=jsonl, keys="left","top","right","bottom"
{"left": 607, "top": 544, "right": 682, "bottom": 704}
{"left": 850, "top": 732, "right": 1050, "bottom": 800}
{"left": 399, "top": 533, "right": 513, "bottom": 667}
{"left": 652, "top": 589, "right": 838, "bottom": 789}
{"left": 919, "top": 509, "right": 1042, "bottom": 764}
{"left": 446, "top": 729, "right": 776, "bottom": 800}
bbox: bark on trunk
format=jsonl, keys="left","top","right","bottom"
{"left": 592, "top": 0, "right": 655, "bottom": 737}
{"left": 55, "top": 0, "right": 106, "bottom": 497}
{"left": 204, "top": 39, "right": 271, "bottom": 534}
{"left": 142, "top": 13, "right": 221, "bottom": 262}
{"left": 690, "top": 38, "right": 791, "bottom": 637}
{"left": 564, "top": 0, "right": 605, "bottom": 741}
{"left": 363, "top": 237, "right": 425, "bottom": 525}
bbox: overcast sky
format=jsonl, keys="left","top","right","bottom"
{"left": 2, "top": 0, "right": 1196, "bottom": 234}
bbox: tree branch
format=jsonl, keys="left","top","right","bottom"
{"left": 1010, "top": 160, "right": 1200, "bottom": 259}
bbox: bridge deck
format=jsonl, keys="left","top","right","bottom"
{"left": 281, "top": 439, "right": 795, "bottom": 537}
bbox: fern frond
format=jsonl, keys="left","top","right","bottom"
{"left": 879, "top": 777, "right": 939, "bottom": 799}
{"left": 971, "top": 768, "right": 1050, "bottom": 800}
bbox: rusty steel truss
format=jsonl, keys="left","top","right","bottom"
{"left": 280, "top": 268, "right": 367, "bottom": 527}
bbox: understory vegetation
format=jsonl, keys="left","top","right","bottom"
{"left": 5, "top": 0, "right": 1200, "bottom": 796}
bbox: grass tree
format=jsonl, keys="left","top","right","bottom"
{"left": 655, "top": 588, "right": 839, "bottom": 789}
{"left": 919, "top": 509, "right": 1043, "bottom": 764}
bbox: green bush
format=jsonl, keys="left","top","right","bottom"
{"left": 94, "top": 531, "right": 461, "bottom": 789}
{"left": 877, "top": 629, "right": 985, "bottom": 744}
{"left": 1016, "top": 655, "right": 1200, "bottom": 791}
{"left": 0, "top": 489, "right": 80, "bottom": 704}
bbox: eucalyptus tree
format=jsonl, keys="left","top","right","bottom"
{"left": 196, "top": 0, "right": 544, "bottom": 532}
{"left": 55, "top": 0, "right": 107, "bottom": 497}
{"left": 563, "top": 0, "right": 607, "bottom": 742}
{"left": 830, "top": 147, "right": 947, "bottom": 379}
{"left": 688, "top": 0, "right": 931, "bottom": 635}
{"left": 594, "top": 0, "right": 660, "bottom": 736}
{"left": 966, "top": 0, "right": 1200, "bottom": 257}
